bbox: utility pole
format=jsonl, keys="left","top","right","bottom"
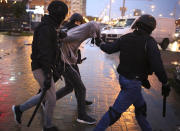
{"left": 174, "top": 0, "right": 180, "bottom": 19}
{"left": 109, "top": 0, "right": 112, "bottom": 22}
{"left": 122, "top": 0, "right": 125, "bottom": 16}
{"left": 174, "top": 3, "right": 176, "bottom": 19}
{"left": 120, "top": 0, "right": 126, "bottom": 18}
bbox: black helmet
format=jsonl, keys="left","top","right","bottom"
{"left": 70, "top": 13, "right": 83, "bottom": 23}
{"left": 132, "top": 14, "right": 156, "bottom": 33}
{"left": 48, "top": 0, "right": 68, "bottom": 18}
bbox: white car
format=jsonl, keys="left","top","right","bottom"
{"left": 101, "top": 16, "right": 176, "bottom": 50}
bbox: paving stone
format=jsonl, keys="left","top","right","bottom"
{"left": 0, "top": 36, "right": 180, "bottom": 131}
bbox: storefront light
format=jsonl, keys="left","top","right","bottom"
{"left": 31, "top": 14, "right": 35, "bottom": 19}
{"left": 0, "top": 16, "right": 4, "bottom": 21}
{"left": 34, "top": 6, "right": 44, "bottom": 15}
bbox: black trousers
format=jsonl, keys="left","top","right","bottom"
{"left": 56, "top": 64, "right": 86, "bottom": 116}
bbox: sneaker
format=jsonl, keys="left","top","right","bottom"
{"left": 77, "top": 114, "right": 96, "bottom": 125}
{"left": 43, "top": 126, "right": 59, "bottom": 131}
{"left": 12, "top": 105, "right": 22, "bottom": 124}
{"left": 85, "top": 100, "right": 93, "bottom": 105}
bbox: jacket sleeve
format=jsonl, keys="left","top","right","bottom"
{"left": 100, "top": 38, "right": 123, "bottom": 54}
{"left": 37, "top": 25, "right": 56, "bottom": 75}
{"left": 146, "top": 38, "right": 168, "bottom": 84}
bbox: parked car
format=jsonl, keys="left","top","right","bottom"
{"left": 101, "top": 16, "right": 176, "bottom": 50}
{"left": 21, "top": 24, "right": 31, "bottom": 31}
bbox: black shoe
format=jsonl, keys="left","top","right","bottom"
{"left": 85, "top": 100, "right": 93, "bottom": 105}
{"left": 12, "top": 105, "right": 22, "bottom": 124}
{"left": 43, "top": 126, "right": 59, "bottom": 131}
{"left": 77, "top": 114, "right": 96, "bottom": 125}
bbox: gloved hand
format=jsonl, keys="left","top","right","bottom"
{"left": 95, "top": 38, "right": 102, "bottom": 47}
{"left": 91, "top": 38, "right": 95, "bottom": 44}
{"left": 59, "top": 29, "right": 67, "bottom": 39}
{"left": 91, "top": 37, "right": 102, "bottom": 47}
{"left": 44, "top": 73, "right": 52, "bottom": 91}
{"left": 162, "top": 82, "right": 171, "bottom": 97}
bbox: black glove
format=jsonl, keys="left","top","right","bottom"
{"left": 91, "top": 38, "right": 95, "bottom": 44}
{"left": 162, "top": 82, "right": 171, "bottom": 97}
{"left": 44, "top": 73, "right": 52, "bottom": 91}
{"left": 142, "top": 79, "right": 151, "bottom": 89}
{"left": 59, "top": 29, "right": 67, "bottom": 39}
{"left": 91, "top": 38, "right": 102, "bottom": 47}
{"left": 95, "top": 38, "right": 102, "bottom": 47}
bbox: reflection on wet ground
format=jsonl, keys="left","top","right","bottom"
{"left": 0, "top": 35, "right": 180, "bottom": 131}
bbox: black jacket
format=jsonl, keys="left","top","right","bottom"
{"left": 100, "top": 30, "right": 167, "bottom": 84}
{"left": 31, "top": 15, "right": 59, "bottom": 75}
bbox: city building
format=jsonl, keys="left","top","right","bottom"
{"left": 27, "top": 0, "right": 71, "bottom": 23}
{"left": 70, "top": 0, "right": 86, "bottom": 16}
{"left": 1, "top": 0, "right": 87, "bottom": 30}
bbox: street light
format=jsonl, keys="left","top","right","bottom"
{"left": 170, "top": 13, "right": 174, "bottom": 16}
{"left": 159, "top": 14, "right": 163, "bottom": 17}
{"left": 150, "top": 5, "right": 155, "bottom": 12}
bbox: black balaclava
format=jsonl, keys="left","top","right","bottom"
{"left": 48, "top": 0, "right": 68, "bottom": 26}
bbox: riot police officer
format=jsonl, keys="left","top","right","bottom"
{"left": 93, "top": 14, "right": 171, "bottom": 131}
{"left": 12, "top": 1, "right": 68, "bottom": 131}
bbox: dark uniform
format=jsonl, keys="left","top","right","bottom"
{"left": 94, "top": 14, "right": 170, "bottom": 131}
{"left": 12, "top": 1, "right": 68, "bottom": 131}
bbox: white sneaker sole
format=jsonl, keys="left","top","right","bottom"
{"left": 12, "top": 105, "right": 20, "bottom": 125}
{"left": 76, "top": 118, "right": 96, "bottom": 125}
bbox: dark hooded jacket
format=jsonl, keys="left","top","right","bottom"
{"left": 100, "top": 30, "right": 168, "bottom": 84}
{"left": 31, "top": 15, "right": 59, "bottom": 75}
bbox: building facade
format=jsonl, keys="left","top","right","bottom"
{"left": 27, "top": 0, "right": 71, "bottom": 22}
{"left": 70, "top": 0, "right": 86, "bottom": 16}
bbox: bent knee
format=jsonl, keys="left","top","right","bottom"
{"left": 108, "top": 107, "right": 121, "bottom": 126}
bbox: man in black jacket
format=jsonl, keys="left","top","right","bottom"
{"left": 93, "top": 14, "right": 171, "bottom": 131}
{"left": 12, "top": 1, "right": 68, "bottom": 131}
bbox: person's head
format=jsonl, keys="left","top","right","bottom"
{"left": 69, "top": 13, "right": 84, "bottom": 25}
{"left": 131, "top": 14, "right": 156, "bottom": 34}
{"left": 48, "top": 0, "right": 68, "bottom": 25}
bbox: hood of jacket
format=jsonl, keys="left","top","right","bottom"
{"left": 41, "top": 15, "right": 59, "bottom": 29}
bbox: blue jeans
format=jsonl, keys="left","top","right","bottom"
{"left": 94, "top": 75, "right": 152, "bottom": 131}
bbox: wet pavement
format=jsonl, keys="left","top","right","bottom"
{"left": 0, "top": 35, "right": 180, "bottom": 131}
